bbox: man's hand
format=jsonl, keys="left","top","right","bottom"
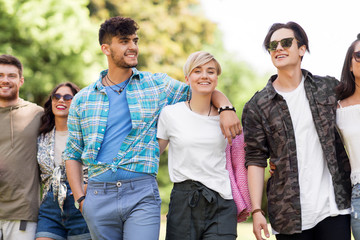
{"left": 79, "top": 201, "right": 84, "bottom": 213}
{"left": 219, "top": 110, "right": 242, "bottom": 145}
{"left": 252, "top": 212, "right": 270, "bottom": 240}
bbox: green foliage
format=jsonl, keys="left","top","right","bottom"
{"left": 0, "top": 0, "right": 101, "bottom": 104}
{"left": 87, "top": 0, "right": 216, "bottom": 81}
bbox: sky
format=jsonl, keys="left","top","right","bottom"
{"left": 200, "top": 0, "right": 360, "bottom": 80}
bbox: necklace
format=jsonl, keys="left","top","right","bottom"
{"left": 188, "top": 100, "right": 212, "bottom": 116}
{"left": 105, "top": 74, "right": 129, "bottom": 94}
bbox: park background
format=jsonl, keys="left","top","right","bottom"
{"left": 1, "top": 0, "right": 358, "bottom": 239}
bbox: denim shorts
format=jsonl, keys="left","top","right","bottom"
{"left": 35, "top": 184, "right": 91, "bottom": 240}
{"left": 351, "top": 183, "right": 360, "bottom": 240}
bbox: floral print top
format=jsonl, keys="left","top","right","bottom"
{"left": 37, "top": 128, "right": 88, "bottom": 211}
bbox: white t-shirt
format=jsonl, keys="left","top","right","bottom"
{"left": 157, "top": 102, "right": 232, "bottom": 199}
{"left": 337, "top": 103, "right": 360, "bottom": 185}
{"left": 276, "top": 77, "right": 349, "bottom": 231}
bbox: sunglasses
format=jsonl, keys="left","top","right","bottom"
{"left": 52, "top": 93, "right": 73, "bottom": 101}
{"left": 353, "top": 51, "right": 360, "bottom": 63}
{"left": 267, "top": 37, "right": 297, "bottom": 52}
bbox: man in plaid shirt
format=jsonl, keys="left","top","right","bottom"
{"left": 64, "top": 16, "right": 240, "bottom": 240}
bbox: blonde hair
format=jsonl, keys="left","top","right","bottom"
{"left": 183, "top": 51, "right": 221, "bottom": 77}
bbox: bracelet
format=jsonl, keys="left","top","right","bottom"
{"left": 218, "top": 106, "right": 236, "bottom": 114}
{"left": 252, "top": 209, "right": 265, "bottom": 217}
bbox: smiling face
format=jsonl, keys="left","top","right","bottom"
{"left": 0, "top": 64, "right": 24, "bottom": 105}
{"left": 269, "top": 28, "right": 306, "bottom": 70}
{"left": 185, "top": 60, "right": 218, "bottom": 96}
{"left": 102, "top": 34, "right": 139, "bottom": 69}
{"left": 51, "top": 86, "right": 73, "bottom": 119}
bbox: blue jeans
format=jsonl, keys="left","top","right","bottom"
{"left": 35, "top": 184, "right": 91, "bottom": 240}
{"left": 82, "top": 175, "right": 161, "bottom": 240}
{"left": 352, "top": 184, "right": 360, "bottom": 240}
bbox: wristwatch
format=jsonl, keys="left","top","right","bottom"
{"left": 74, "top": 195, "right": 86, "bottom": 209}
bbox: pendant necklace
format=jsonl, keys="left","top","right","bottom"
{"left": 188, "top": 100, "right": 212, "bottom": 116}
{"left": 105, "top": 74, "right": 129, "bottom": 94}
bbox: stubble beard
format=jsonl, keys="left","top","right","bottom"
{"left": 111, "top": 52, "right": 138, "bottom": 69}
{"left": 0, "top": 86, "right": 18, "bottom": 102}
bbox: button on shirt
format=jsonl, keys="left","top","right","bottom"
{"left": 63, "top": 68, "right": 190, "bottom": 178}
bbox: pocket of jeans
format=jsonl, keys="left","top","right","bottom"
{"left": 81, "top": 194, "right": 88, "bottom": 217}
{"left": 151, "top": 181, "right": 162, "bottom": 206}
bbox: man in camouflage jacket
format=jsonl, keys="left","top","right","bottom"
{"left": 242, "top": 22, "right": 351, "bottom": 240}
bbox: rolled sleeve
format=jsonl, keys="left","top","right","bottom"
{"left": 242, "top": 101, "right": 269, "bottom": 168}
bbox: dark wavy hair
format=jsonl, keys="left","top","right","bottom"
{"left": 336, "top": 34, "right": 360, "bottom": 100}
{"left": 99, "top": 16, "right": 139, "bottom": 45}
{"left": 263, "top": 21, "right": 310, "bottom": 60}
{"left": 0, "top": 54, "right": 23, "bottom": 77}
{"left": 39, "top": 82, "right": 80, "bottom": 135}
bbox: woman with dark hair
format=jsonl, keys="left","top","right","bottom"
{"left": 35, "top": 83, "right": 91, "bottom": 240}
{"left": 336, "top": 34, "right": 360, "bottom": 240}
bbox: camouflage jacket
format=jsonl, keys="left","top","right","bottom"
{"left": 242, "top": 69, "right": 351, "bottom": 234}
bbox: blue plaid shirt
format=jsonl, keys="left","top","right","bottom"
{"left": 63, "top": 68, "right": 190, "bottom": 178}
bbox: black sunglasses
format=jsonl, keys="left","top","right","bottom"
{"left": 268, "top": 37, "right": 298, "bottom": 52}
{"left": 52, "top": 93, "right": 73, "bottom": 101}
{"left": 353, "top": 51, "right": 360, "bottom": 63}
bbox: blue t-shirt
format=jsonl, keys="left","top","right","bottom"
{"left": 91, "top": 79, "right": 147, "bottom": 182}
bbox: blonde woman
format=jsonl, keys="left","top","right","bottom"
{"left": 157, "top": 51, "right": 237, "bottom": 240}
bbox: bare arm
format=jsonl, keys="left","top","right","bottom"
{"left": 211, "top": 90, "right": 241, "bottom": 145}
{"left": 65, "top": 160, "right": 85, "bottom": 212}
{"left": 158, "top": 138, "right": 169, "bottom": 155}
{"left": 248, "top": 165, "right": 270, "bottom": 240}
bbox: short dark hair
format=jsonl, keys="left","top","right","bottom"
{"left": 263, "top": 21, "right": 310, "bottom": 57}
{"left": 0, "top": 54, "right": 23, "bottom": 77}
{"left": 39, "top": 82, "right": 80, "bottom": 135}
{"left": 99, "top": 17, "right": 139, "bottom": 45}
{"left": 336, "top": 33, "right": 360, "bottom": 100}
